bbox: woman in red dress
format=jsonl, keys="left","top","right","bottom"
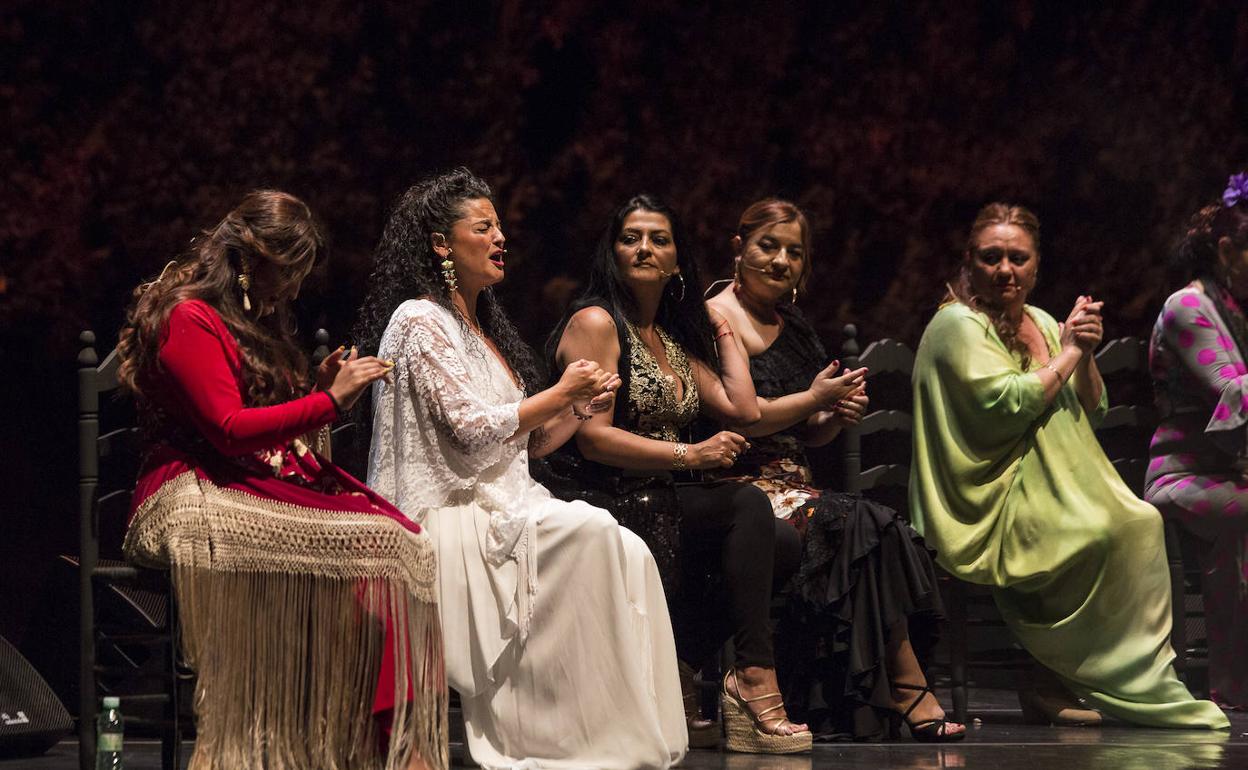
{"left": 117, "top": 190, "right": 445, "bottom": 770}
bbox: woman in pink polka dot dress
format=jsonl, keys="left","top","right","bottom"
{"left": 1146, "top": 173, "right": 1248, "bottom": 710}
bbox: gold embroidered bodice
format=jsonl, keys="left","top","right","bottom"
{"left": 622, "top": 321, "right": 699, "bottom": 442}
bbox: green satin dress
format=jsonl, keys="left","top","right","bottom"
{"left": 909, "top": 301, "right": 1228, "bottom": 729}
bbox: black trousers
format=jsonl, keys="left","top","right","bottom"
{"left": 670, "top": 480, "right": 802, "bottom": 669}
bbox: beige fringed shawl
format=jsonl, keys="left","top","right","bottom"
{"left": 124, "top": 470, "right": 447, "bottom": 770}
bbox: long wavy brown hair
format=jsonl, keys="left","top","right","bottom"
{"left": 117, "top": 190, "right": 325, "bottom": 406}
{"left": 945, "top": 202, "right": 1041, "bottom": 368}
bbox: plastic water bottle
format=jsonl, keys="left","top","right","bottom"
{"left": 95, "top": 695, "right": 124, "bottom": 769}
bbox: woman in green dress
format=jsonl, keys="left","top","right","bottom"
{"left": 909, "top": 202, "right": 1228, "bottom": 729}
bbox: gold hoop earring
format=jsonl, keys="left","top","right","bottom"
{"left": 237, "top": 256, "right": 253, "bottom": 312}
{"left": 441, "top": 249, "right": 458, "bottom": 293}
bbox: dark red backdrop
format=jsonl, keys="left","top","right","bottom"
{"left": 2, "top": 1, "right": 1247, "bottom": 660}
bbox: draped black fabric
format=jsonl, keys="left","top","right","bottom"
{"left": 736, "top": 304, "right": 945, "bottom": 741}
{"left": 777, "top": 492, "right": 943, "bottom": 740}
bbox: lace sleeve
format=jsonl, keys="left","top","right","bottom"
{"left": 397, "top": 304, "right": 521, "bottom": 462}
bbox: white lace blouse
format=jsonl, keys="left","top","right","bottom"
{"left": 367, "top": 299, "right": 535, "bottom": 566}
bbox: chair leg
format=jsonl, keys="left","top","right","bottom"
{"left": 80, "top": 585, "right": 97, "bottom": 770}
{"left": 946, "top": 580, "right": 969, "bottom": 725}
{"left": 164, "top": 584, "right": 183, "bottom": 770}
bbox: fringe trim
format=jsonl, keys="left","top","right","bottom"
{"left": 124, "top": 471, "right": 436, "bottom": 601}
{"left": 124, "top": 472, "right": 447, "bottom": 770}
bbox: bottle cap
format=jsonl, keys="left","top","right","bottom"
{"left": 102, "top": 696, "right": 120, "bottom": 708}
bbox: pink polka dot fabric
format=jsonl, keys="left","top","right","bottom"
{"left": 1145, "top": 287, "right": 1248, "bottom": 545}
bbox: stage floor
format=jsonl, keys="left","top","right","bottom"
{"left": 8, "top": 689, "right": 1246, "bottom": 769}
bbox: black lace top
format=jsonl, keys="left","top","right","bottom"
{"left": 737, "top": 304, "right": 830, "bottom": 475}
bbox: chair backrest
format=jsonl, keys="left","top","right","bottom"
{"left": 837, "top": 330, "right": 1155, "bottom": 512}
{"left": 310, "top": 328, "right": 370, "bottom": 477}
{"left": 82, "top": 326, "right": 343, "bottom": 564}
{"left": 79, "top": 332, "right": 142, "bottom": 572}
{"left": 1092, "top": 336, "right": 1154, "bottom": 496}
{"left": 78, "top": 330, "right": 143, "bottom": 748}
{"left": 838, "top": 325, "right": 917, "bottom": 516}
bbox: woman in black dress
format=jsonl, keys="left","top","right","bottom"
{"left": 704, "top": 198, "right": 962, "bottom": 742}
{"left": 540, "top": 195, "right": 816, "bottom": 754}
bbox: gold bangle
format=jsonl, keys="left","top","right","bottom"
{"left": 1043, "top": 362, "right": 1068, "bottom": 383}
{"left": 672, "top": 442, "right": 688, "bottom": 470}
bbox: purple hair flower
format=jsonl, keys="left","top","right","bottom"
{"left": 1223, "top": 172, "right": 1248, "bottom": 208}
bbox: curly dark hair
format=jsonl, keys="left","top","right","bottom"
{"left": 945, "top": 202, "right": 1042, "bottom": 369}
{"left": 117, "top": 190, "right": 323, "bottom": 406}
{"left": 1171, "top": 190, "right": 1248, "bottom": 360}
{"left": 1172, "top": 200, "right": 1248, "bottom": 283}
{"left": 353, "top": 167, "right": 539, "bottom": 392}
{"left": 546, "top": 193, "right": 719, "bottom": 371}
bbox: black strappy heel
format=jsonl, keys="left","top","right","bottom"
{"left": 888, "top": 683, "right": 965, "bottom": 743}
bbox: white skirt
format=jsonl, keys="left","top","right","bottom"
{"left": 425, "top": 491, "right": 687, "bottom": 770}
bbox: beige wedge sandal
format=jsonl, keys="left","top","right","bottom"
{"left": 720, "top": 669, "right": 812, "bottom": 754}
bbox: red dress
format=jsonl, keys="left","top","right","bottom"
{"left": 124, "top": 300, "right": 446, "bottom": 770}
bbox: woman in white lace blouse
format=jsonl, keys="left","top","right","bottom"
{"left": 356, "top": 168, "right": 687, "bottom": 770}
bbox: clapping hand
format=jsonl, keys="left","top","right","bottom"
{"left": 1060, "top": 296, "right": 1104, "bottom": 354}
{"left": 808, "top": 360, "right": 869, "bottom": 410}
{"left": 572, "top": 371, "right": 622, "bottom": 419}
{"left": 561, "top": 359, "right": 621, "bottom": 419}
{"left": 829, "top": 388, "right": 869, "bottom": 426}
{"left": 320, "top": 346, "right": 394, "bottom": 411}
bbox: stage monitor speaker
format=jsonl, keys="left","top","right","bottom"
{"left": 0, "top": 633, "right": 72, "bottom": 758}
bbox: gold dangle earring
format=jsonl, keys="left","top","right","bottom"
{"left": 238, "top": 256, "right": 253, "bottom": 312}
{"left": 441, "top": 248, "right": 458, "bottom": 293}
{"left": 791, "top": 285, "right": 798, "bottom": 303}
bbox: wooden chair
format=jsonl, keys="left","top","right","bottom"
{"left": 75, "top": 326, "right": 354, "bottom": 770}
{"left": 836, "top": 325, "right": 994, "bottom": 725}
{"left": 311, "top": 330, "right": 372, "bottom": 477}
{"left": 75, "top": 330, "right": 189, "bottom": 770}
